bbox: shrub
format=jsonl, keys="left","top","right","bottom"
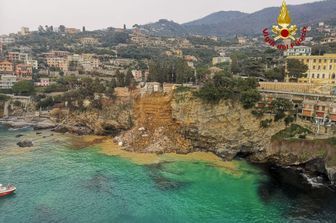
{"left": 260, "top": 119, "right": 272, "bottom": 128}
{"left": 252, "top": 110, "right": 264, "bottom": 118}
{"left": 284, "top": 115, "right": 295, "bottom": 126}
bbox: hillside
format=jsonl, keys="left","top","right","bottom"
{"left": 140, "top": 0, "right": 336, "bottom": 37}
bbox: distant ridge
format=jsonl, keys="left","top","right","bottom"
{"left": 139, "top": 0, "right": 336, "bottom": 37}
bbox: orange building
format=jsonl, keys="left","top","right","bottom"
{"left": 15, "top": 64, "right": 33, "bottom": 80}
{"left": 301, "top": 100, "right": 336, "bottom": 122}
{"left": 0, "top": 61, "right": 13, "bottom": 72}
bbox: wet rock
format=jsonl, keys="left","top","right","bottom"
{"left": 17, "top": 140, "right": 33, "bottom": 147}
{"left": 33, "top": 120, "right": 56, "bottom": 130}
{"left": 52, "top": 125, "right": 69, "bottom": 134}
{"left": 15, "top": 134, "right": 24, "bottom": 138}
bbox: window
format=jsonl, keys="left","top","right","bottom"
{"left": 314, "top": 59, "right": 317, "bottom": 63}
{"left": 319, "top": 59, "right": 322, "bottom": 63}
{"left": 322, "top": 74, "right": 325, "bottom": 79}
{"left": 313, "top": 65, "right": 316, "bottom": 69}
{"left": 317, "top": 74, "right": 320, "bottom": 78}
{"left": 312, "top": 74, "right": 315, "bottom": 78}
{"left": 333, "top": 74, "right": 336, "bottom": 79}
{"left": 324, "top": 66, "right": 326, "bottom": 70}
{"left": 330, "top": 65, "right": 333, "bottom": 70}
{"left": 318, "top": 66, "right": 321, "bottom": 69}
{"left": 324, "top": 59, "right": 327, "bottom": 63}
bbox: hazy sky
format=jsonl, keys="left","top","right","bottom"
{"left": 0, "top": 0, "right": 319, "bottom": 34}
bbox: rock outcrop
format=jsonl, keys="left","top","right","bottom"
{"left": 17, "top": 140, "right": 33, "bottom": 147}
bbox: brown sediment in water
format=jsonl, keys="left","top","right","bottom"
{"left": 80, "top": 135, "right": 239, "bottom": 174}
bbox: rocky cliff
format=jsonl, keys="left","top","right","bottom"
{"left": 171, "top": 91, "right": 336, "bottom": 186}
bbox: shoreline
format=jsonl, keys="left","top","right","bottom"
{"left": 1, "top": 122, "right": 335, "bottom": 192}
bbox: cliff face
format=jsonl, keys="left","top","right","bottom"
{"left": 171, "top": 92, "right": 336, "bottom": 184}
{"left": 171, "top": 92, "right": 286, "bottom": 160}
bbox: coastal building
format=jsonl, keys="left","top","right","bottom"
{"left": 321, "top": 37, "right": 336, "bottom": 44}
{"left": 0, "top": 61, "right": 14, "bottom": 72}
{"left": 46, "top": 57, "right": 68, "bottom": 71}
{"left": 15, "top": 64, "right": 33, "bottom": 80}
{"left": 212, "top": 56, "right": 232, "bottom": 65}
{"left": 283, "top": 46, "right": 312, "bottom": 56}
{"left": 140, "top": 82, "right": 162, "bottom": 95}
{"left": 0, "top": 74, "right": 17, "bottom": 89}
{"left": 287, "top": 54, "right": 336, "bottom": 84}
{"left": 132, "top": 70, "right": 143, "bottom": 82}
{"left": 7, "top": 52, "right": 29, "bottom": 62}
{"left": 65, "top": 28, "right": 81, "bottom": 34}
{"left": 80, "top": 37, "right": 99, "bottom": 45}
{"left": 301, "top": 100, "right": 336, "bottom": 122}
{"left": 19, "top": 27, "right": 30, "bottom": 35}
{"left": 35, "top": 78, "right": 50, "bottom": 87}
{"left": 25, "top": 59, "right": 38, "bottom": 69}
{"left": 0, "top": 36, "right": 15, "bottom": 45}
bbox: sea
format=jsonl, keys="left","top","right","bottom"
{"left": 0, "top": 125, "right": 336, "bottom": 223}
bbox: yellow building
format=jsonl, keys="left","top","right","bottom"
{"left": 287, "top": 54, "right": 336, "bottom": 84}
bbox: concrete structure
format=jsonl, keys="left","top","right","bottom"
{"left": 284, "top": 46, "right": 312, "bottom": 56}
{"left": 35, "top": 78, "right": 50, "bottom": 87}
{"left": 212, "top": 56, "right": 232, "bottom": 65}
{"left": 19, "top": 27, "right": 30, "bottom": 35}
{"left": 287, "top": 54, "right": 336, "bottom": 84}
{"left": 0, "top": 74, "right": 17, "bottom": 89}
{"left": 46, "top": 57, "right": 68, "bottom": 71}
{"left": 302, "top": 100, "right": 336, "bottom": 122}
{"left": 7, "top": 52, "right": 29, "bottom": 62}
{"left": 132, "top": 70, "right": 142, "bottom": 82}
{"left": 321, "top": 37, "right": 336, "bottom": 44}
{"left": 25, "top": 59, "right": 38, "bottom": 69}
{"left": 80, "top": 37, "right": 98, "bottom": 45}
{"left": 140, "top": 82, "right": 162, "bottom": 95}
{"left": 0, "top": 61, "right": 13, "bottom": 72}
{"left": 0, "top": 36, "right": 15, "bottom": 45}
{"left": 15, "top": 64, "right": 33, "bottom": 80}
{"left": 65, "top": 28, "right": 81, "bottom": 34}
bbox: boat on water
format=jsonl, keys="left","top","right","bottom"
{"left": 0, "top": 184, "right": 16, "bottom": 197}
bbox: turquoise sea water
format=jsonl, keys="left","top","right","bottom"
{"left": 0, "top": 126, "right": 335, "bottom": 223}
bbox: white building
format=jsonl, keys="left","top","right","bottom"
{"left": 0, "top": 74, "right": 17, "bottom": 89}
{"left": 212, "top": 56, "right": 232, "bottom": 65}
{"left": 25, "top": 59, "right": 38, "bottom": 69}
{"left": 0, "top": 36, "right": 15, "bottom": 45}
{"left": 284, "top": 46, "right": 312, "bottom": 56}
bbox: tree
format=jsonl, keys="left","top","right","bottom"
{"left": 287, "top": 59, "right": 308, "bottom": 80}
{"left": 125, "top": 70, "right": 135, "bottom": 87}
{"left": 58, "top": 25, "right": 66, "bottom": 33}
{"left": 115, "top": 70, "right": 125, "bottom": 87}
{"left": 240, "top": 89, "right": 261, "bottom": 109}
{"left": 271, "top": 98, "right": 293, "bottom": 122}
{"left": 12, "top": 80, "right": 35, "bottom": 96}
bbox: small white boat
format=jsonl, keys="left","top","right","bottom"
{"left": 0, "top": 184, "right": 16, "bottom": 197}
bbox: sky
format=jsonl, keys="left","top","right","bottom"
{"left": 0, "top": 0, "right": 320, "bottom": 34}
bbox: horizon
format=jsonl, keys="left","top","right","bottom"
{"left": 0, "top": 0, "right": 321, "bottom": 35}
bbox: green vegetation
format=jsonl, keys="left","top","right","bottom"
{"left": 260, "top": 119, "right": 272, "bottom": 128}
{"left": 271, "top": 98, "right": 293, "bottom": 122}
{"left": 37, "top": 76, "right": 114, "bottom": 110}
{"left": 287, "top": 59, "right": 308, "bottom": 80}
{"left": 272, "top": 124, "right": 311, "bottom": 140}
{"left": 195, "top": 74, "right": 260, "bottom": 108}
{"left": 0, "top": 94, "right": 10, "bottom": 101}
{"left": 148, "top": 58, "right": 194, "bottom": 84}
{"left": 12, "top": 81, "right": 35, "bottom": 96}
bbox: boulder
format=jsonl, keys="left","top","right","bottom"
{"left": 17, "top": 140, "right": 33, "bottom": 147}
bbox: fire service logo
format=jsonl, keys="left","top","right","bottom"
{"left": 263, "top": 0, "right": 308, "bottom": 50}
